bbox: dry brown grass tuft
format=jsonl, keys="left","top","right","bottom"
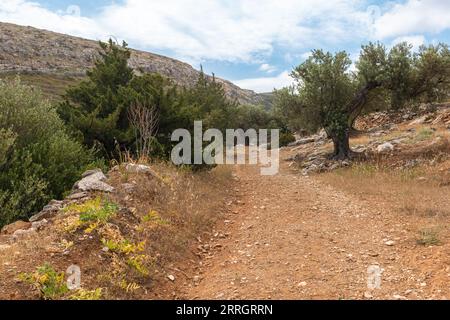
{"left": 318, "top": 158, "right": 450, "bottom": 247}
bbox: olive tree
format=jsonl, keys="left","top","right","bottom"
{"left": 284, "top": 41, "right": 450, "bottom": 159}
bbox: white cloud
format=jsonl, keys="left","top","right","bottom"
{"left": 233, "top": 71, "right": 294, "bottom": 93}
{"left": 259, "top": 63, "right": 277, "bottom": 73}
{"left": 374, "top": 0, "right": 450, "bottom": 39}
{"left": 0, "top": 0, "right": 373, "bottom": 63}
{"left": 391, "top": 35, "right": 426, "bottom": 51}
{"left": 0, "top": 0, "right": 103, "bottom": 39}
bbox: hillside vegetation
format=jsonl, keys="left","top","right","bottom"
{"left": 0, "top": 22, "right": 272, "bottom": 107}
{"left": 0, "top": 25, "right": 449, "bottom": 300}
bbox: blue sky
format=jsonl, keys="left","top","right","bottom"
{"left": 1, "top": 0, "right": 450, "bottom": 92}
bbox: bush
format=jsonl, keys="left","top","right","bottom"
{"left": 0, "top": 79, "right": 96, "bottom": 227}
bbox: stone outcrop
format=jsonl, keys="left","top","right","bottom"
{"left": 0, "top": 22, "right": 272, "bottom": 107}
{"left": 73, "top": 169, "right": 115, "bottom": 193}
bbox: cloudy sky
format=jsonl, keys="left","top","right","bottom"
{"left": 1, "top": 0, "right": 450, "bottom": 92}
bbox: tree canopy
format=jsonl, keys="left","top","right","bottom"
{"left": 275, "top": 42, "right": 450, "bottom": 159}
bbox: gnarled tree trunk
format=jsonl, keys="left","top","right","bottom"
{"left": 330, "top": 129, "right": 351, "bottom": 160}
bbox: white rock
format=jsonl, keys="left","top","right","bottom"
{"left": 74, "top": 171, "right": 114, "bottom": 193}
{"left": 167, "top": 274, "right": 175, "bottom": 281}
{"left": 125, "top": 163, "right": 153, "bottom": 174}
{"left": 385, "top": 240, "right": 395, "bottom": 246}
{"left": 377, "top": 143, "right": 394, "bottom": 153}
{"left": 31, "top": 219, "right": 48, "bottom": 230}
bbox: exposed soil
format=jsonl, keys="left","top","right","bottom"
{"left": 179, "top": 150, "right": 449, "bottom": 300}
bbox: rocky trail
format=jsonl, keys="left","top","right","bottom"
{"left": 1, "top": 108, "right": 449, "bottom": 300}
{"left": 180, "top": 154, "right": 449, "bottom": 300}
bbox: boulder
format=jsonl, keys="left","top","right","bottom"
{"left": 1, "top": 220, "right": 31, "bottom": 235}
{"left": 73, "top": 170, "right": 114, "bottom": 193}
{"left": 12, "top": 228, "right": 37, "bottom": 241}
{"left": 29, "top": 200, "right": 64, "bottom": 222}
{"left": 81, "top": 169, "right": 103, "bottom": 178}
{"left": 377, "top": 142, "right": 394, "bottom": 153}
{"left": 31, "top": 219, "right": 48, "bottom": 231}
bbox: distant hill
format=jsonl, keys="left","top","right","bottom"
{"left": 0, "top": 22, "right": 272, "bottom": 107}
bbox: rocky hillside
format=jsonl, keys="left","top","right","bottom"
{"left": 0, "top": 22, "right": 272, "bottom": 106}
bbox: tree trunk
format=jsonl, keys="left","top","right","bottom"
{"left": 331, "top": 130, "right": 351, "bottom": 160}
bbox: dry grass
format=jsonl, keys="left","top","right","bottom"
{"left": 0, "top": 159, "right": 234, "bottom": 300}
{"left": 317, "top": 156, "right": 450, "bottom": 247}
{"left": 0, "top": 72, "right": 82, "bottom": 101}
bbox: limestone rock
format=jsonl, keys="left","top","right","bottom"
{"left": 74, "top": 170, "right": 114, "bottom": 193}
{"left": 125, "top": 163, "right": 153, "bottom": 174}
{"left": 12, "top": 228, "right": 37, "bottom": 241}
{"left": 377, "top": 142, "right": 394, "bottom": 153}
{"left": 29, "top": 200, "right": 64, "bottom": 222}
{"left": 1, "top": 220, "right": 31, "bottom": 235}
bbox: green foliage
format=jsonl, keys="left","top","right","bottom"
{"left": 69, "top": 288, "right": 103, "bottom": 300}
{"left": 291, "top": 50, "right": 355, "bottom": 142}
{"left": 413, "top": 128, "right": 435, "bottom": 142}
{"left": 64, "top": 197, "right": 118, "bottom": 232}
{"left": 276, "top": 41, "right": 450, "bottom": 159}
{"left": 273, "top": 86, "right": 304, "bottom": 132}
{"left": 127, "top": 255, "right": 151, "bottom": 277}
{"left": 412, "top": 43, "right": 450, "bottom": 102}
{"left": 58, "top": 39, "right": 135, "bottom": 158}
{"left": 101, "top": 238, "right": 145, "bottom": 255}
{"left": 0, "top": 128, "right": 16, "bottom": 165}
{"left": 142, "top": 210, "right": 169, "bottom": 226}
{"left": 417, "top": 227, "right": 441, "bottom": 246}
{"left": 0, "top": 79, "right": 95, "bottom": 227}
{"left": 18, "top": 263, "right": 69, "bottom": 300}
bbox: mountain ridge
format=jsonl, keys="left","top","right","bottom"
{"left": 0, "top": 22, "right": 272, "bottom": 106}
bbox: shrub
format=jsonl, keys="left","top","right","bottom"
{"left": 0, "top": 79, "right": 96, "bottom": 227}
{"left": 18, "top": 263, "right": 68, "bottom": 300}
{"left": 63, "top": 197, "right": 118, "bottom": 233}
{"left": 417, "top": 227, "right": 441, "bottom": 246}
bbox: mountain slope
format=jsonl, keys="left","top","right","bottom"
{"left": 0, "top": 22, "right": 272, "bottom": 106}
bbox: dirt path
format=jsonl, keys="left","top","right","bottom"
{"left": 181, "top": 156, "right": 449, "bottom": 300}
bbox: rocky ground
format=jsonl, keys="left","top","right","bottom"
{"left": 0, "top": 104, "right": 449, "bottom": 300}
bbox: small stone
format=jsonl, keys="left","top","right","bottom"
{"left": 167, "top": 275, "right": 175, "bottom": 281}
{"left": 364, "top": 292, "right": 373, "bottom": 299}
{"left": 298, "top": 281, "right": 307, "bottom": 287}
{"left": 385, "top": 240, "right": 395, "bottom": 246}
{"left": 67, "top": 192, "right": 88, "bottom": 200}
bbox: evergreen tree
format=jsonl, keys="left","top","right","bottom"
{"left": 58, "top": 39, "right": 135, "bottom": 157}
